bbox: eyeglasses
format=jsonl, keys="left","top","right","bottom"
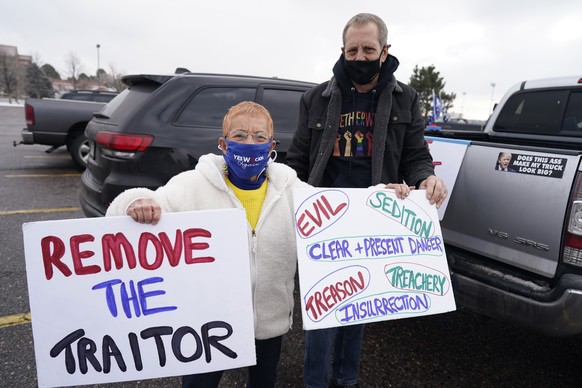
{"left": 226, "top": 129, "right": 272, "bottom": 144}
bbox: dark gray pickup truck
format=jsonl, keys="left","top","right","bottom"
{"left": 17, "top": 91, "right": 118, "bottom": 168}
{"left": 429, "top": 75, "right": 582, "bottom": 336}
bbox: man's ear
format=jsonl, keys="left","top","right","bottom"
{"left": 381, "top": 44, "right": 391, "bottom": 62}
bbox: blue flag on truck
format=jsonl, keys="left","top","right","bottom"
{"left": 432, "top": 91, "right": 442, "bottom": 122}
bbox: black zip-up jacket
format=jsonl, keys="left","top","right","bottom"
{"left": 287, "top": 55, "right": 434, "bottom": 188}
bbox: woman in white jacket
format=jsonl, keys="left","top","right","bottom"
{"left": 106, "top": 101, "right": 308, "bottom": 388}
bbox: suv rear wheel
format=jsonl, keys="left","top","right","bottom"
{"left": 68, "top": 132, "right": 90, "bottom": 169}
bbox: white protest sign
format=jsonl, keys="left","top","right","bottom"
{"left": 294, "top": 188, "right": 456, "bottom": 330}
{"left": 23, "top": 209, "right": 255, "bottom": 388}
{"left": 425, "top": 136, "right": 471, "bottom": 220}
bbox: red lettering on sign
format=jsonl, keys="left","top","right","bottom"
{"left": 70, "top": 234, "right": 99, "bottom": 276}
{"left": 41, "top": 228, "right": 215, "bottom": 280}
{"left": 102, "top": 233, "right": 137, "bottom": 271}
{"left": 41, "top": 236, "right": 71, "bottom": 280}
{"left": 297, "top": 194, "right": 347, "bottom": 238}
{"left": 304, "top": 271, "right": 366, "bottom": 320}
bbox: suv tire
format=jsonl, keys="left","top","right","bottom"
{"left": 68, "top": 132, "right": 90, "bottom": 169}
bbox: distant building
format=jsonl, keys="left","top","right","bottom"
{"left": 51, "top": 79, "right": 75, "bottom": 96}
{"left": 0, "top": 44, "right": 32, "bottom": 66}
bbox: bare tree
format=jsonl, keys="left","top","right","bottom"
{"left": 65, "top": 51, "right": 84, "bottom": 89}
{"left": 108, "top": 64, "right": 126, "bottom": 92}
{"left": 0, "top": 52, "right": 23, "bottom": 103}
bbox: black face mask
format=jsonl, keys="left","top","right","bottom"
{"left": 343, "top": 55, "right": 382, "bottom": 85}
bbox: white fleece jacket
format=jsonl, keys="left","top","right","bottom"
{"left": 106, "top": 154, "right": 308, "bottom": 340}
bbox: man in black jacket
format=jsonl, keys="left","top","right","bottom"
{"left": 287, "top": 12, "right": 447, "bottom": 388}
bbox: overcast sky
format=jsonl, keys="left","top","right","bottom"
{"left": 2, "top": 0, "right": 581, "bottom": 120}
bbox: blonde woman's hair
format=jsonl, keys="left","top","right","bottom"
{"left": 222, "top": 101, "right": 274, "bottom": 135}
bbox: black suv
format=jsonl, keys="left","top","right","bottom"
{"left": 60, "top": 90, "right": 119, "bottom": 103}
{"left": 80, "top": 70, "right": 316, "bottom": 217}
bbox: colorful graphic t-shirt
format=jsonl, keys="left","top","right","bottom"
{"left": 322, "top": 90, "right": 376, "bottom": 188}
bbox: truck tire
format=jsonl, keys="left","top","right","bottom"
{"left": 68, "top": 132, "right": 90, "bottom": 169}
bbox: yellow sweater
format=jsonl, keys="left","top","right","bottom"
{"left": 226, "top": 178, "right": 268, "bottom": 230}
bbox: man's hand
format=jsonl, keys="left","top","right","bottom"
{"left": 384, "top": 183, "right": 414, "bottom": 200}
{"left": 126, "top": 198, "right": 162, "bottom": 225}
{"left": 419, "top": 175, "right": 448, "bottom": 208}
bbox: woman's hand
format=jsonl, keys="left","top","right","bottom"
{"left": 126, "top": 198, "right": 162, "bottom": 225}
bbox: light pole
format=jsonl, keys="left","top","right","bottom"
{"left": 489, "top": 82, "right": 496, "bottom": 113}
{"left": 461, "top": 91, "right": 466, "bottom": 118}
{"left": 96, "top": 44, "right": 101, "bottom": 89}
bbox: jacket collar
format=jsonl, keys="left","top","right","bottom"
{"left": 322, "top": 74, "right": 402, "bottom": 98}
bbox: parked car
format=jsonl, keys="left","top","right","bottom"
{"left": 17, "top": 90, "right": 119, "bottom": 168}
{"left": 80, "top": 70, "right": 316, "bottom": 217}
{"left": 427, "top": 75, "right": 582, "bottom": 336}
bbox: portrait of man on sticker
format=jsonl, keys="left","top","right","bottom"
{"left": 495, "top": 152, "right": 516, "bottom": 172}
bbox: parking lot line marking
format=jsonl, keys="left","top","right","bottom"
{"left": 0, "top": 312, "right": 31, "bottom": 328}
{"left": 0, "top": 207, "right": 81, "bottom": 215}
{"left": 5, "top": 173, "right": 82, "bottom": 178}
{"left": 23, "top": 155, "right": 70, "bottom": 159}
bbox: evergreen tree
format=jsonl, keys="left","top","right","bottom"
{"left": 408, "top": 65, "right": 456, "bottom": 122}
{"left": 41, "top": 63, "right": 61, "bottom": 80}
{"left": 26, "top": 63, "right": 55, "bottom": 98}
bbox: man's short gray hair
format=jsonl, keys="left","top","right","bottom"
{"left": 342, "top": 13, "right": 388, "bottom": 48}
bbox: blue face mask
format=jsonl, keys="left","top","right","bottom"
{"left": 223, "top": 140, "right": 272, "bottom": 181}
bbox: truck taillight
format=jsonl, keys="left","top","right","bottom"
{"left": 95, "top": 131, "right": 154, "bottom": 159}
{"left": 25, "top": 103, "right": 34, "bottom": 126}
{"left": 563, "top": 172, "right": 582, "bottom": 267}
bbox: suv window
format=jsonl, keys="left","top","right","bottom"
{"left": 260, "top": 88, "right": 304, "bottom": 134}
{"left": 561, "top": 92, "right": 582, "bottom": 133}
{"left": 494, "top": 90, "right": 569, "bottom": 135}
{"left": 175, "top": 87, "right": 256, "bottom": 127}
{"left": 99, "top": 87, "right": 153, "bottom": 123}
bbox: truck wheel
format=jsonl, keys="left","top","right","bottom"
{"left": 68, "top": 133, "right": 90, "bottom": 169}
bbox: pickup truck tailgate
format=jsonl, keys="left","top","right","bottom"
{"left": 441, "top": 142, "right": 581, "bottom": 278}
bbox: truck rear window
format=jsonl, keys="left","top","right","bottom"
{"left": 494, "top": 90, "right": 582, "bottom": 136}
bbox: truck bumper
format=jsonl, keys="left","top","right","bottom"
{"left": 21, "top": 128, "right": 67, "bottom": 146}
{"left": 450, "top": 257, "right": 582, "bottom": 337}
{"left": 21, "top": 128, "right": 34, "bottom": 144}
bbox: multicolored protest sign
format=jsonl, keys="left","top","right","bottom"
{"left": 294, "top": 188, "right": 456, "bottom": 330}
{"left": 425, "top": 136, "right": 471, "bottom": 220}
{"left": 23, "top": 209, "right": 255, "bottom": 387}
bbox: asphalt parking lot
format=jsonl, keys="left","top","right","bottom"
{"left": 1, "top": 103, "right": 581, "bottom": 388}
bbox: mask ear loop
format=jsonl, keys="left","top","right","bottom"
{"left": 218, "top": 143, "right": 228, "bottom": 175}
{"left": 270, "top": 149, "right": 278, "bottom": 162}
